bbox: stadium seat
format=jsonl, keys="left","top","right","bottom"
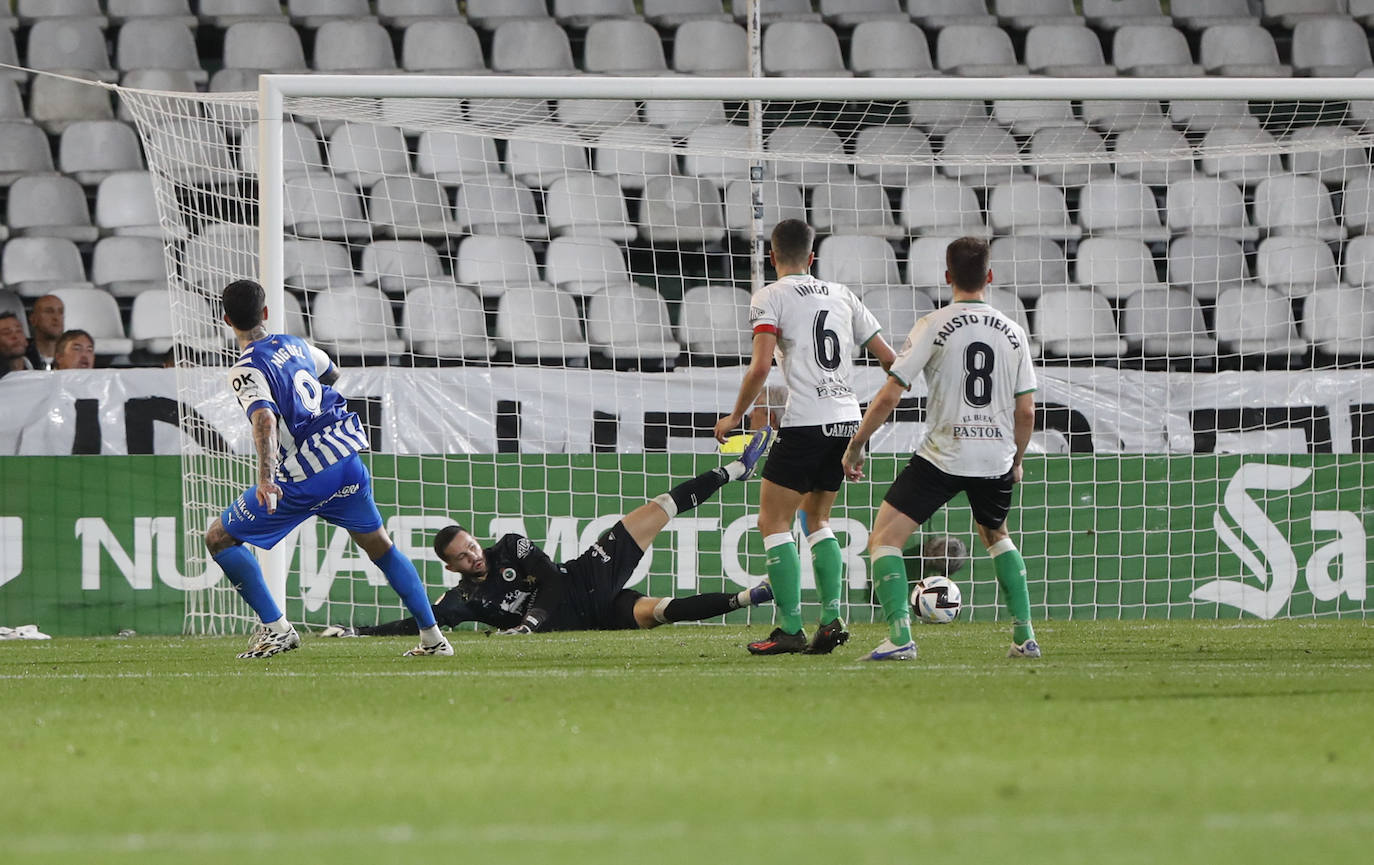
{"left": 906, "top": 99, "right": 988, "bottom": 135}
{"left": 115, "top": 20, "right": 205, "bottom": 83}
{"left": 899, "top": 177, "right": 987, "bottom": 238}
{"left": 988, "top": 235, "right": 1074, "bottom": 301}
{"left": 454, "top": 235, "right": 541, "bottom": 298}
{"left": 1353, "top": 0, "right": 1374, "bottom": 26}
{"left": 1083, "top": 0, "right": 1168, "bottom": 30}
{"left": 858, "top": 284, "right": 934, "bottom": 347}
{"left": 993, "top": 0, "right": 1081, "bottom": 29}
{"left": 1035, "top": 287, "right": 1126, "bottom": 359}
{"left": 491, "top": 20, "right": 578, "bottom": 74}
{"left": 733, "top": 0, "right": 821, "bottom": 24}
{"left": 936, "top": 25, "right": 1029, "bottom": 76}
{"left": 95, "top": 171, "right": 180, "bottom": 239}
{"left": 368, "top": 175, "right": 456, "bottom": 239}
{"left": 1291, "top": 17, "right": 1374, "bottom": 78}
{"left": 1112, "top": 24, "right": 1205, "bottom": 76}
{"left": 284, "top": 172, "right": 371, "bottom": 241}
{"left": 985, "top": 284, "right": 1037, "bottom": 356}
{"left": 91, "top": 236, "right": 169, "bottom": 299}
{"left": 678, "top": 284, "right": 751, "bottom": 362}
{"left": 763, "top": 22, "right": 851, "bottom": 77}
{"left": 416, "top": 131, "right": 500, "bottom": 186}
{"left": 584, "top": 19, "right": 668, "bottom": 75}
{"left": 1255, "top": 235, "right": 1339, "bottom": 297}
{"left": 1342, "top": 170, "right": 1374, "bottom": 235}
{"left": 27, "top": 74, "right": 114, "bottom": 135}
{"left": 586, "top": 282, "right": 679, "bottom": 370}
{"left": 646, "top": 0, "right": 730, "bottom": 27}
{"left": 820, "top": 0, "right": 906, "bottom": 26}
{"left": 1165, "top": 178, "right": 1259, "bottom": 242}
{"left": 495, "top": 283, "right": 590, "bottom": 365}
{"left": 284, "top": 239, "right": 357, "bottom": 291}
{"left": 594, "top": 126, "right": 675, "bottom": 191}
{"left": 1120, "top": 287, "right": 1217, "bottom": 360}
{"left": 505, "top": 124, "right": 590, "bottom": 189}
{"left": 401, "top": 19, "right": 486, "bottom": 73}
{"left": 1024, "top": 25, "right": 1117, "bottom": 77}
{"left": 1213, "top": 284, "right": 1305, "bottom": 359}
{"left": 6, "top": 174, "right": 98, "bottom": 243}
{"left": 1169, "top": 235, "right": 1250, "bottom": 301}
{"left": 287, "top": 0, "right": 371, "bottom": 28}
{"left": 1303, "top": 287, "right": 1374, "bottom": 360}
{"left": 360, "top": 240, "right": 446, "bottom": 295}
{"left": 26, "top": 19, "right": 115, "bottom": 81}
{"left": 638, "top": 176, "right": 726, "bottom": 245}
{"left": 466, "top": 0, "right": 551, "bottom": 30}
{"left": 198, "top": 0, "right": 287, "bottom": 27}
{"left": 276, "top": 291, "right": 307, "bottom": 338}
{"left": 991, "top": 99, "right": 1077, "bottom": 135}
{"left": 908, "top": 235, "right": 963, "bottom": 300}
{"left": 813, "top": 180, "right": 903, "bottom": 239}
{"left": 402, "top": 280, "right": 492, "bottom": 361}
{"left": 326, "top": 122, "right": 410, "bottom": 189}
{"left": 222, "top": 21, "right": 309, "bottom": 74}
{"left": 1262, "top": 0, "right": 1344, "bottom": 30}
{"left": 986, "top": 180, "right": 1082, "bottom": 241}
{"left": 1027, "top": 126, "right": 1112, "bottom": 187}
{"left": 309, "top": 281, "right": 405, "bottom": 362}
{"left": 117, "top": 70, "right": 197, "bottom": 119}
{"left": 0, "top": 291, "right": 27, "bottom": 336}
{"left": 1170, "top": 0, "right": 1255, "bottom": 33}
{"left": 1284, "top": 127, "right": 1369, "bottom": 188}
{"left": 1342, "top": 234, "right": 1374, "bottom": 288}
{"left": 0, "top": 31, "right": 21, "bottom": 83}
{"left": 58, "top": 119, "right": 144, "bottom": 185}
{"left": 1347, "top": 70, "right": 1374, "bottom": 131}
{"left": 939, "top": 121, "right": 1025, "bottom": 188}
{"left": 238, "top": 121, "right": 324, "bottom": 178}
{"left": 1252, "top": 174, "right": 1345, "bottom": 241}
{"left": 453, "top": 174, "right": 548, "bottom": 239}
{"left": 545, "top": 172, "right": 637, "bottom": 242}
{"left": 51, "top": 287, "right": 133, "bottom": 356}
{"left": 907, "top": 0, "right": 995, "bottom": 29}
{"left": 1199, "top": 25, "right": 1291, "bottom": 77}
{"left": 723, "top": 179, "right": 806, "bottom": 239}
{"left": 128, "top": 288, "right": 203, "bottom": 356}
{"left": 642, "top": 99, "right": 728, "bottom": 136}
{"left": 1198, "top": 126, "right": 1281, "bottom": 186}
{"left": 313, "top": 19, "right": 399, "bottom": 73}
{"left": 554, "top": 0, "right": 637, "bottom": 28}
{"left": 854, "top": 125, "right": 935, "bottom": 188}
{"left": 466, "top": 98, "right": 552, "bottom": 129}
{"left": 3, "top": 237, "right": 94, "bottom": 298}
{"left": 816, "top": 234, "right": 902, "bottom": 288}
{"left": 673, "top": 20, "right": 749, "bottom": 75}
{"left": 181, "top": 222, "right": 258, "bottom": 290}
{"left": 378, "top": 0, "right": 460, "bottom": 28}
{"left": 17, "top": 0, "right": 105, "bottom": 25}
{"left": 1074, "top": 237, "right": 1165, "bottom": 301}
{"left": 1110, "top": 125, "right": 1193, "bottom": 187}
{"left": 1080, "top": 99, "right": 1168, "bottom": 133}
{"left": 767, "top": 125, "right": 850, "bottom": 187}
{"left": 1077, "top": 178, "right": 1170, "bottom": 244}
{"left": 556, "top": 98, "right": 640, "bottom": 130}
{"left": 849, "top": 20, "right": 938, "bottom": 77}
{"left": 682, "top": 124, "right": 752, "bottom": 184}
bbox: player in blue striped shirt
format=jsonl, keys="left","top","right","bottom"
{"left": 204, "top": 279, "right": 451, "bottom": 659}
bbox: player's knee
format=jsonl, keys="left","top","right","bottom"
{"left": 976, "top": 524, "right": 1010, "bottom": 551}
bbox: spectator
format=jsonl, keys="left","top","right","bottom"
{"left": 53, "top": 329, "right": 95, "bottom": 370}
{"left": 0, "top": 311, "right": 33, "bottom": 378}
{"left": 26, "top": 294, "right": 64, "bottom": 371}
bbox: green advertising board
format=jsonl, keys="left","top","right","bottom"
{"left": 0, "top": 454, "right": 1368, "bottom": 635}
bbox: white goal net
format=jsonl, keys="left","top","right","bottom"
{"left": 116, "top": 75, "right": 1374, "bottom": 634}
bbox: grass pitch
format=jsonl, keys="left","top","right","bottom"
{"left": 3, "top": 620, "right": 1372, "bottom": 865}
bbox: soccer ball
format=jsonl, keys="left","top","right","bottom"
{"left": 911, "top": 575, "right": 962, "bottom": 624}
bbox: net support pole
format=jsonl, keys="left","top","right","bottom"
{"left": 256, "top": 79, "right": 288, "bottom": 613}
{"left": 746, "top": 0, "right": 765, "bottom": 295}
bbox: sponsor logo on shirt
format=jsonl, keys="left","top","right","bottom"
{"left": 822, "top": 421, "right": 859, "bottom": 437}
{"left": 501, "top": 567, "right": 517, "bottom": 582}
{"left": 748, "top": 305, "right": 766, "bottom": 323}
{"left": 953, "top": 424, "right": 1005, "bottom": 439}
{"left": 589, "top": 543, "right": 611, "bottom": 563}
{"left": 515, "top": 537, "right": 533, "bottom": 558}
{"left": 815, "top": 380, "right": 854, "bottom": 400}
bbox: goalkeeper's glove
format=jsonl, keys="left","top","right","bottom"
{"left": 495, "top": 623, "right": 533, "bottom": 636}
{"left": 495, "top": 609, "right": 547, "bottom": 636}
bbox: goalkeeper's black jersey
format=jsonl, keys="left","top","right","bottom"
{"left": 449, "top": 533, "right": 569, "bottom": 629}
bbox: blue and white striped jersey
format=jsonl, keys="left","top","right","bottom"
{"left": 227, "top": 334, "right": 369, "bottom": 484}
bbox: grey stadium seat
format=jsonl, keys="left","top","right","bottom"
{"left": 1167, "top": 178, "right": 1258, "bottom": 244}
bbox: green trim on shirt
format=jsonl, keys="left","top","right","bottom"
{"left": 860, "top": 328, "right": 882, "bottom": 347}
{"left": 887, "top": 369, "right": 910, "bottom": 388}
{"left": 1015, "top": 387, "right": 1038, "bottom": 396}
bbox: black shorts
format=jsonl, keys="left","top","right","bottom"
{"left": 760, "top": 422, "right": 859, "bottom": 494}
{"left": 884, "top": 454, "right": 1015, "bottom": 529}
{"left": 561, "top": 521, "right": 646, "bottom": 630}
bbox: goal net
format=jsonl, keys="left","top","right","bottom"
{"left": 116, "top": 76, "right": 1374, "bottom": 634}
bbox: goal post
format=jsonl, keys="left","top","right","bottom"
{"left": 114, "top": 74, "right": 1374, "bottom": 634}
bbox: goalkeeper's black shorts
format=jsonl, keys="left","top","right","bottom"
{"left": 884, "top": 454, "right": 1015, "bottom": 529}
{"left": 561, "top": 521, "right": 647, "bottom": 630}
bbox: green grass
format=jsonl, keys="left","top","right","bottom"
{"left": 3, "top": 621, "right": 1373, "bottom": 865}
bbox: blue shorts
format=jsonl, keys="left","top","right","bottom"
{"left": 220, "top": 454, "right": 384, "bottom": 549}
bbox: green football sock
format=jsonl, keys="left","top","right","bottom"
{"left": 871, "top": 547, "right": 911, "bottom": 646}
{"left": 809, "top": 530, "right": 844, "bottom": 625}
{"left": 764, "top": 533, "right": 803, "bottom": 635}
{"left": 992, "top": 543, "right": 1035, "bottom": 645}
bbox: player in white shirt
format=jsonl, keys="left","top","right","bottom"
{"left": 714, "top": 219, "right": 896, "bottom": 655}
{"left": 842, "top": 237, "right": 1040, "bottom": 661}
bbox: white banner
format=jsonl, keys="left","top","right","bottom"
{"left": 3, "top": 366, "right": 1373, "bottom": 456}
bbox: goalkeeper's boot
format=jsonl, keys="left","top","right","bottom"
{"left": 1007, "top": 639, "right": 1041, "bottom": 659}
{"left": 404, "top": 636, "right": 454, "bottom": 657}
{"left": 237, "top": 625, "right": 301, "bottom": 659}
{"left": 747, "top": 627, "right": 807, "bottom": 655}
{"left": 320, "top": 624, "right": 359, "bottom": 638}
{"left": 858, "top": 638, "right": 917, "bottom": 662}
{"left": 737, "top": 425, "right": 776, "bottom": 480}
{"left": 747, "top": 578, "right": 774, "bottom": 606}
{"left": 804, "top": 618, "right": 850, "bottom": 655}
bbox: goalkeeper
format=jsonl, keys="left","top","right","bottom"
{"left": 323, "top": 428, "right": 776, "bottom": 638}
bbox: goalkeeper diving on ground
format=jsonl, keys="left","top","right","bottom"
{"left": 322, "top": 427, "right": 778, "bottom": 639}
